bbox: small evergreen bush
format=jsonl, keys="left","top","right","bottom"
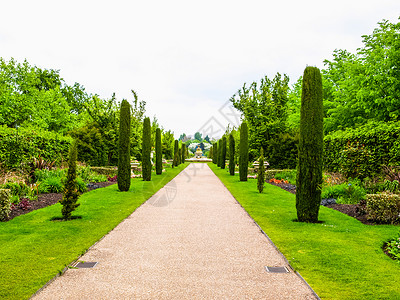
{"left": 229, "top": 134, "right": 235, "bottom": 176}
{"left": 365, "top": 193, "right": 400, "bottom": 224}
{"left": 0, "top": 189, "right": 11, "bottom": 221}
{"left": 257, "top": 148, "right": 265, "bottom": 193}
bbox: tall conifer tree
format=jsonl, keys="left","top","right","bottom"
{"left": 118, "top": 99, "right": 131, "bottom": 191}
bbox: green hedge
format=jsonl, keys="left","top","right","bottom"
{"left": 324, "top": 122, "right": 400, "bottom": 178}
{"left": 0, "top": 189, "right": 11, "bottom": 221}
{"left": 0, "top": 126, "right": 72, "bottom": 169}
{"left": 89, "top": 167, "right": 118, "bottom": 176}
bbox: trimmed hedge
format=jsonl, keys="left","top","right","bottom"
{"left": 0, "top": 189, "right": 11, "bottom": 221}
{"left": 365, "top": 193, "right": 400, "bottom": 224}
{"left": 89, "top": 167, "right": 118, "bottom": 176}
{"left": 0, "top": 125, "right": 71, "bottom": 169}
{"left": 324, "top": 122, "right": 400, "bottom": 178}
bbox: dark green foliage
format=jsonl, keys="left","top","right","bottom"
{"left": 60, "top": 140, "right": 80, "bottom": 220}
{"left": 257, "top": 148, "right": 265, "bottom": 193}
{"left": 218, "top": 139, "right": 222, "bottom": 167}
{"left": 181, "top": 144, "right": 186, "bottom": 163}
{"left": 323, "top": 122, "right": 400, "bottom": 178}
{"left": 239, "top": 122, "right": 249, "bottom": 181}
{"left": 296, "top": 67, "right": 324, "bottom": 223}
{"left": 0, "top": 126, "right": 71, "bottom": 170}
{"left": 267, "top": 131, "right": 299, "bottom": 169}
{"left": 229, "top": 134, "right": 235, "bottom": 176}
{"left": 178, "top": 147, "right": 182, "bottom": 165}
{"left": 221, "top": 136, "right": 227, "bottom": 169}
{"left": 212, "top": 142, "right": 218, "bottom": 164}
{"left": 142, "top": 117, "right": 151, "bottom": 181}
{"left": 117, "top": 100, "right": 131, "bottom": 191}
{"left": 155, "top": 128, "right": 162, "bottom": 175}
{"left": 209, "top": 146, "right": 213, "bottom": 159}
{"left": 173, "top": 140, "right": 179, "bottom": 167}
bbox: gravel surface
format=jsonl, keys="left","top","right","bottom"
{"left": 33, "top": 164, "right": 317, "bottom": 299}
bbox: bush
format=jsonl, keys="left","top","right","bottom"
{"left": 0, "top": 189, "right": 11, "bottom": 221}
{"left": 221, "top": 137, "right": 227, "bottom": 169}
{"left": 118, "top": 100, "right": 132, "bottom": 191}
{"left": 365, "top": 193, "right": 400, "bottom": 224}
{"left": 322, "top": 179, "right": 366, "bottom": 204}
{"left": 41, "top": 177, "right": 64, "bottom": 193}
{"left": 257, "top": 148, "right": 265, "bottom": 193}
{"left": 274, "top": 169, "right": 296, "bottom": 184}
{"left": 212, "top": 142, "right": 218, "bottom": 164}
{"left": 229, "top": 134, "right": 235, "bottom": 176}
{"left": 385, "top": 234, "right": 400, "bottom": 262}
{"left": 265, "top": 169, "right": 287, "bottom": 180}
{"left": 89, "top": 167, "right": 118, "bottom": 176}
{"left": 0, "top": 181, "right": 29, "bottom": 198}
{"left": 156, "top": 128, "right": 162, "bottom": 175}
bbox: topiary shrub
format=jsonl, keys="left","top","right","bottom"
{"left": 229, "top": 134, "right": 235, "bottom": 176}
{"left": 239, "top": 122, "right": 249, "bottom": 181}
{"left": 0, "top": 189, "right": 11, "bottom": 221}
{"left": 257, "top": 148, "right": 265, "bottom": 193}
{"left": 218, "top": 139, "right": 222, "bottom": 167}
{"left": 118, "top": 99, "right": 131, "bottom": 191}
{"left": 173, "top": 140, "right": 179, "bottom": 167}
{"left": 60, "top": 140, "right": 80, "bottom": 220}
{"left": 181, "top": 143, "right": 186, "bottom": 163}
{"left": 213, "top": 142, "right": 218, "bottom": 165}
{"left": 155, "top": 128, "right": 162, "bottom": 175}
{"left": 221, "top": 136, "right": 227, "bottom": 169}
{"left": 296, "top": 66, "right": 324, "bottom": 223}
{"left": 142, "top": 117, "right": 152, "bottom": 181}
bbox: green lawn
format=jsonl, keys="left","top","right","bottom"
{"left": 0, "top": 163, "right": 188, "bottom": 300}
{"left": 209, "top": 163, "right": 400, "bottom": 300}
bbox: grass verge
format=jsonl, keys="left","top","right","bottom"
{"left": 209, "top": 163, "right": 400, "bottom": 300}
{"left": 0, "top": 163, "right": 188, "bottom": 300}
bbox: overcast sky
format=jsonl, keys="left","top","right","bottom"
{"left": 1, "top": 1, "right": 399, "bottom": 139}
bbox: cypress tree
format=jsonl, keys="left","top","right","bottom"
{"left": 218, "top": 139, "right": 223, "bottom": 167}
{"left": 209, "top": 146, "right": 213, "bottom": 159}
{"left": 178, "top": 147, "right": 182, "bottom": 165}
{"left": 239, "top": 122, "right": 249, "bottom": 181}
{"left": 60, "top": 140, "right": 80, "bottom": 219}
{"left": 221, "top": 136, "right": 227, "bottom": 169}
{"left": 296, "top": 66, "right": 324, "bottom": 223}
{"left": 142, "top": 117, "right": 152, "bottom": 181}
{"left": 173, "top": 140, "right": 179, "bottom": 167}
{"left": 155, "top": 127, "right": 162, "bottom": 175}
{"left": 229, "top": 134, "right": 235, "bottom": 176}
{"left": 213, "top": 142, "right": 218, "bottom": 164}
{"left": 117, "top": 99, "right": 131, "bottom": 191}
{"left": 257, "top": 148, "right": 265, "bottom": 193}
{"left": 181, "top": 143, "right": 186, "bottom": 163}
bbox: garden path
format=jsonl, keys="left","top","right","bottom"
{"left": 33, "top": 163, "right": 317, "bottom": 299}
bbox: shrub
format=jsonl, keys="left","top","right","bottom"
{"left": 155, "top": 128, "right": 162, "bottom": 175}
{"left": 213, "top": 142, "right": 218, "bottom": 164}
{"left": 1, "top": 181, "right": 29, "bottom": 198}
{"left": 385, "top": 234, "right": 400, "bottom": 262}
{"left": 365, "top": 193, "right": 400, "bottom": 224}
{"left": 41, "top": 177, "right": 64, "bottom": 193}
{"left": 142, "top": 117, "right": 152, "bottom": 181}
{"left": 60, "top": 140, "right": 80, "bottom": 220}
{"left": 239, "top": 122, "right": 249, "bottom": 181}
{"left": 90, "top": 167, "right": 118, "bottom": 177}
{"left": 265, "top": 169, "right": 287, "bottom": 180}
{"left": 296, "top": 66, "right": 324, "bottom": 223}
{"left": 218, "top": 139, "right": 222, "bottom": 167}
{"left": 221, "top": 137, "right": 227, "bottom": 169}
{"left": 274, "top": 170, "right": 296, "bottom": 184}
{"left": 181, "top": 143, "right": 186, "bottom": 163}
{"left": 229, "top": 134, "right": 235, "bottom": 176}
{"left": 0, "top": 189, "right": 11, "bottom": 221}
{"left": 173, "top": 140, "right": 179, "bottom": 167}
{"left": 257, "top": 148, "right": 265, "bottom": 193}
{"left": 118, "top": 100, "right": 131, "bottom": 191}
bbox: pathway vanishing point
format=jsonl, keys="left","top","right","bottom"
{"left": 33, "top": 163, "right": 317, "bottom": 299}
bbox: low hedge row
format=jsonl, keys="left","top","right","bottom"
{"left": 0, "top": 126, "right": 72, "bottom": 169}
{"left": 90, "top": 167, "right": 118, "bottom": 176}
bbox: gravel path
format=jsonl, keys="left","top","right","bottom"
{"left": 33, "top": 163, "right": 317, "bottom": 299}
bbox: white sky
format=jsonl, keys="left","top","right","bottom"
{"left": 1, "top": 1, "right": 399, "bottom": 139}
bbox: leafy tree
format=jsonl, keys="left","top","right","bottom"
{"left": 155, "top": 128, "right": 162, "bottom": 175}
{"left": 179, "top": 133, "right": 187, "bottom": 141}
{"left": 130, "top": 90, "right": 146, "bottom": 160}
{"left": 296, "top": 67, "right": 324, "bottom": 223}
{"left": 194, "top": 131, "right": 203, "bottom": 142}
{"left": 229, "top": 134, "right": 235, "bottom": 176}
{"left": 257, "top": 148, "right": 265, "bottom": 193}
{"left": 322, "top": 19, "right": 400, "bottom": 133}
{"left": 118, "top": 100, "right": 131, "bottom": 191}
{"left": 162, "top": 130, "right": 175, "bottom": 159}
{"left": 142, "top": 117, "right": 152, "bottom": 181}
{"left": 230, "top": 73, "right": 290, "bottom": 161}
{"left": 239, "top": 122, "right": 249, "bottom": 181}
{"left": 60, "top": 140, "right": 80, "bottom": 220}
{"left": 221, "top": 136, "right": 227, "bottom": 169}
{"left": 204, "top": 135, "right": 210, "bottom": 143}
